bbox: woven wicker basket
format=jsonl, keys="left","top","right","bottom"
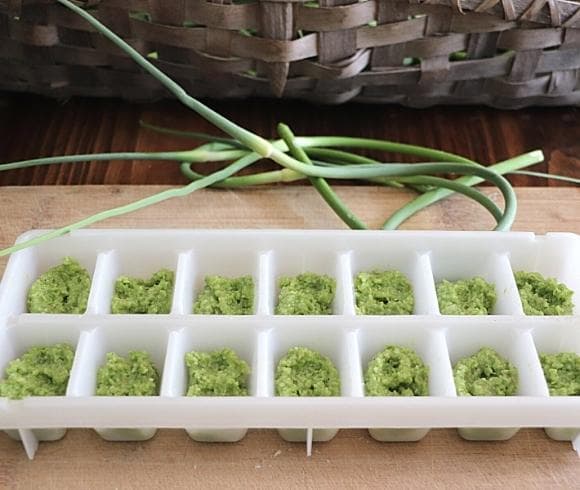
{"left": 1, "top": 0, "right": 579, "bottom": 107}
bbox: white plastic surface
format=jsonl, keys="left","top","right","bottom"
{"left": 0, "top": 230, "right": 578, "bottom": 459}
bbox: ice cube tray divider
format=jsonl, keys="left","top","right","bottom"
{"left": 0, "top": 229, "right": 579, "bottom": 459}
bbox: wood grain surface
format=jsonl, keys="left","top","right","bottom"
{"left": 1, "top": 428, "right": 579, "bottom": 489}
{"left": 0, "top": 185, "right": 579, "bottom": 489}
{"left": 0, "top": 95, "right": 579, "bottom": 187}
{"left": 1, "top": 186, "right": 579, "bottom": 264}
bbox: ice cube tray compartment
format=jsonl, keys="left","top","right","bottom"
{"left": 67, "top": 321, "right": 170, "bottom": 397}
{"left": 0, "top": 318, "right": 83, "bottom": 445}
{"left": 430, "top": 251, "right": 523, "bottom": 315}
{"left": 105, "top": 245, "right": 181, "bottom": 315}
{"left": 160, "top": 319, "right": 261, "bottom": 443}
{"left": 269, "top": 247, "right": 344, "bottom": 315}
{"left": 162, "top": 320, "right": 260, "bottom": 398}
{"left": 530, "top": 321, "right": 580, "bottom": 442}
{"left": 507, "top": 233, "right": 580, "bottom": 315}
{"left": 445, "top": 320, "right": 551, "bottom": 441}
{"left": 1, "top": 229, "right": 579, "bottom": 459}
{"left": 349, "top": 247, "right": 438, "bottom": 315}
{"left": 67, "top": 322, "right": 170, "bottom": 442}
{"left": 190, "top": 245, "right": 263, "bottom": 315}
{"left": 444, "top": 321, "right": 548, "bottom": 397}
{"left": 269, "top": 320, "right": 358, "bottom": 397}
{"left": 0, "top": 243, "right": 98, "bottom": 317}
{"left": 357, "top": 322, "right": 453, "bottom": 442}
{"left": 358, "top": 323, "right": 455, "bottom": 398}
{"left": 0, "top": 318, "right": 82, "bottom": 378}
{"left": 263, "top": 319, "right": 357, "bottom": 443}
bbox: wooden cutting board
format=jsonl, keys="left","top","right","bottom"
{"left": 0, "top": 185, "right": 579, "bottom": 489}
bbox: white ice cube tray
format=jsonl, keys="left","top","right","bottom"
{"left": 0, "top": 229, "right": 579, "bottom": 460}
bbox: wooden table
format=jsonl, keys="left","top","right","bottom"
{"left": 0, "top": 97, "right": 579, "bottom": 187}
{"left": 0, "top": 185, "right": 579, "bottom": 488}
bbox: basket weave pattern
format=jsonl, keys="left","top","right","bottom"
{"left": 1, "top": 0, "right": 579, "bottom": 107}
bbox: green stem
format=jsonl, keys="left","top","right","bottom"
{"left": 511, "top": 170, "right": 580, "bottom": 185}
{"left": 180, "top": 161, "right": 502, "bottom": 224}
{"left": 307, "top": 148, "right": 434, "bottom": 191}
{"left": 267, "top": 146, "right": 517, "bottom": 230}
{"left": 305, "top": 148, "right": 404, "bottom": 189}
{"left": 0, "top": 151, "right": 186, "bottom": 172}
{"left": 293, "top": 136, "right": 476, "bottom": 165}
{"left": 183, "top": 150, "right": 538, "bottom": 227}
{"left": 277, "top": 124, "right": 368, "bottom": 230}
{"left": 0, "top": 153, "right": 260, "bottom": 257}
{"left": 30, "top": 0, "right": 527, "bottom": 237}
{"left": 0, "top": 146, "right": 249, "bottom": 172}
{"left": 395, "top": 176, "right": 503, "bottom": 222}
{"left": 180, "top": 163, "right": 303, "bottom": 186}
{"left": 57, "top": 0, "right": 272, "bottom": 157}
{"left": 140, "top": 120, "right": 246, "bottom": 149}
{"left": 383, "top": 150, "right": 544, "bottom": 230}
{"left": 141, "top": 120, "right": 477, "bottom": 167}
{"left": 303, "top": 160, "right": 503, "bottom": 224}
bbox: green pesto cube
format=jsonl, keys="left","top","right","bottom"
{"left": 364, "top": 346, "right": 428, "bottom": 396}
{"left": 515, "top": 271, "right": 574, "bottom": 316}
{"left": 275, "top": 273, "right": 335, "bottom": 315}
{"left": 193, "top": 275, "right": 254, "bottom": 315}
{"left": 96, "top": 351, "right": 160, "bottom": 396}
{"left": 275, "top": 347, "right": 340, "bottom": 396}
{"left": 0, "top": 344, "right": 75, "bottom": 399}
{"left": 185, "top": 348, "right": 250, "bottom": 396}
{"left": 436, "top": 277, "right": 496, "bottom": 315}
{"left": 453, "top": 347, "right": 518, "bottom": 396}
{"left": 27, "top": 257, "right": 91, "bottom": 314}
{"left": 355, "top": 270, "right": 414, "bottom": 315}
{"left": 540, "top": 352, "right": 580, "bottom": 396}
{"left": 111, "top": 269, "right": 174, "bottom": 314}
